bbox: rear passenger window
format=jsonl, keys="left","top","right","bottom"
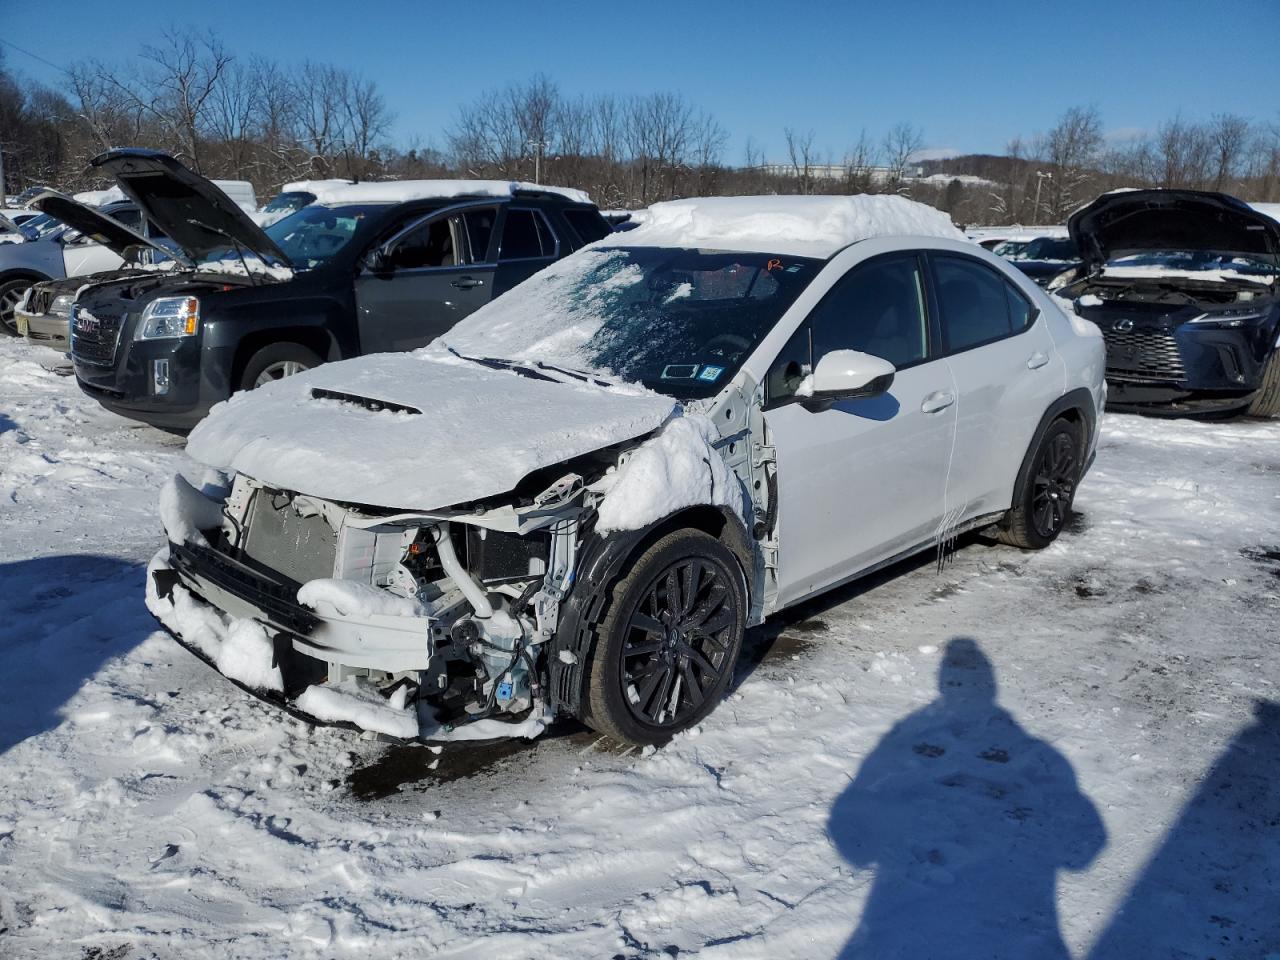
{"left": 934, "top": 256, "right": 1014, "bottom": 352}
{"left": 563, "top": 208, "right": 611, "bottom": 245}
{"left": 807, "top": 255, "right": 929, "bottom": 369}
{"left": 499, "top": 209, "right": 556, "bottom": 260}
{"left": 111, "top": 208, "right": 143, "bottom": 232}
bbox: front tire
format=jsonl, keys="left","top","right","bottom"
{"left": 0, "top": 278, "right": 33, "bottom": 337}
{"left": 996, "top": 418, "right": 1083, "bottom": 550}
{"left": 584, "top": 529, "right": 746, "bottom": 746}
{"left": 1246, "top": 350, "right": 1280, "bottom": 418}
{"left": 239, "top": 342, "right": 322, "bottom": 391}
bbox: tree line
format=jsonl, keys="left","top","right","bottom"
{"left": 2, "top": 34, "right": 1279, "bottom": 224}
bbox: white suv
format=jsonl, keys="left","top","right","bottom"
{"left": 148, "top": 195, "right": 1105, "bottom": 746}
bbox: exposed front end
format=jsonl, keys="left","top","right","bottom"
{"left": 148, "top": 471, "right": 585, "bottom": 740}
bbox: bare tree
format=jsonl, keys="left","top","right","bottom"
{"left": 784, "top": 127, "right": 817, "bottom": 194}
{"left": 882, "top": 122, "right": 924, "bottom": 191}
{"left": 1040, "top": 106, "right": 1103, "bottom": 219}
{"left": 1208, "top": 113, "right": 1250, "bottom": 191}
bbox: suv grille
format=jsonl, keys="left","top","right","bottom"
{"left": 70, "top": 304, "right": 125, "bottom": 366}
{"left": 1102, "top": 328, "right": 1186, "bottom": 382}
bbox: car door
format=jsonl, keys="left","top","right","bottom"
{"left": 354, "top": 204, "right": 498, "bottom": 354}
{"left": 764, "top": 252, "right": 959, "bottom": 608}
{"left": 928, "top": 253, "right": 1064, "bottom": 522}
{"left": 491, "top": 207, "right": 561, "bottom": 296}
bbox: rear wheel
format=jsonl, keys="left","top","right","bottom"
{"left": 996, "top": 418, "right": 1083, "bottom": 550}
{"left": 0, "top": 278, "right": 33, "bottom": 337}
{"left": 1246, "top": 350, "right": 1280, "bottom": 418}
{"left": 239, "top": 342, "right": 322, "bottom": 391}
{"left": 584, "top": 529, "right": 746, "bottom": 746}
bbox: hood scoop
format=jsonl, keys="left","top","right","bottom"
{"left": 310, "top": 387, "right": 422, "bottom": 416}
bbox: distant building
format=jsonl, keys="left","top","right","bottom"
{"left": 756, "top": 163, "right": 925, "bottom": 183}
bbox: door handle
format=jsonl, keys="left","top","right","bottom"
{"left": 451, "top": 277, "right": 484, "bottom": 289}
{"left": 1027, "top": 351, "right": 1049, "bottom": 369}
{"left": 920, "top": 390, "right": 955, "bottom": 414}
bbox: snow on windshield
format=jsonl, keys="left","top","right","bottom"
{"left": 437, "top": 246, "right": 823, "bottom": 399}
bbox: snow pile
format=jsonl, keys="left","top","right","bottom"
{"left": 158, "top": 473, "right": 224, "bottom": 547}
{"left": 1050, "top": 294, "right": 1103, "bottom": 339}
{"left": 1252, "top": 202, "right": 1280, "bottom": 225}
{"left": 194, "top": 258, "right": 294, "bottom": 281}
{"left": 1076, "top": 293, "right": 1103, "bottom": 307}
{"left": 1101, "top": 264, "right": 1274, "bottom": 284}
{"left": 421, "top": 703, "right": 553, "bottom": 742}
{"left": 72, "top": 186, "right": 126, "bottom": 207}
{"left": 186, "top": 351, "right": 676, "bottom": 510}
{"left": 594, "top": 412, "right": 744, "bottom": 534}
{"left": 295, "top": 678, "right": 419, "bottom": 739}
{"left": 304, "top": 179, "right": 590, "bottom": 206}
{"left": 619, "top": 194, "right": 965, "bottom": 256}
{"left": 145, "top": 551, "right": 283, "bottom": 692}
{"left": 297, "top": 579, "right": 423, "bottom": 618}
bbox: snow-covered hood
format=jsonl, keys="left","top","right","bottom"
{"left": 29, "top": 189, "right": 182, "bottom": 263}
{"left": 89, "top": 148, "right": 289, "bottom": 267}
{"left": 1070, "top": 189, "right": 1280, "bottom": 268}
{"left": 186, "top": 351, "right": 678, "bottom": 511}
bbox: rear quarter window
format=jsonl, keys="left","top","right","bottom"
{"left": 562, "top": 208, "right": 612, "bottom": 245}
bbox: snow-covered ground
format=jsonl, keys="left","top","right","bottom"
{"left": 1, "top": 336, "right": 1277, "bottom": 959}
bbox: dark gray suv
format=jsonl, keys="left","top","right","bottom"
{"left": 71, "top": 149, "right": 611, "bottom": 430}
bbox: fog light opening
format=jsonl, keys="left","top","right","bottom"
{"left": 153, "top": 359, "right": 170, "bottom": 396}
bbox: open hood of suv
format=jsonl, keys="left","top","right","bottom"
{"left": 29, "top": 189, "right": 184, "bottom": 264}
{"left": 1069, "top": 189, "right": 1280, "bottom": 268}
{"left": 186, "top": 351, "right": 678, "bottom": 511}
{"left": 90, "top": 148, "right": 290, "bottom": 267}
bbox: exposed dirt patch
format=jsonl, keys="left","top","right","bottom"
{"left": 1240, "top": 546, "right": 1280, "bottom": 579}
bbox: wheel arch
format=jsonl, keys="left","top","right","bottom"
{"left": 547, "top": 504, "right": 753, "bottom": 718}
{"left": 229, "top": 327, "right": 340, "bottom": 390}
{"left": 1008, "top": 387, "right": 1097, "bottom": 512}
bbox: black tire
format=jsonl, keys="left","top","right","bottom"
{"left": 996, "top": 418, "right": 1084, "bottom": 550}
{"left": 1246, "top": 350, "right": 1280, "bottom": 418}
{"left": 239, "top": 342, "right": 322, "bottom": 391}
{"left": 583, "top": 529, "right": 746, "bottom": 746}
{"left": 0, "top": 278, "right": 34, "bottom": 337}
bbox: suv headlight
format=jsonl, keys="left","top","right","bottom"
{"left": 48, "top": 294, "right": 75, "bottom": 318}
{"left": 1186, "top": 309, "right": 1267, "bottom": 329}
{"left": 135, "top": 296, "right": 199, "bottom": 340}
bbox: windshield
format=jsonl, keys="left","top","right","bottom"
{"left": 441, "top": 246, "right": 824, "bottom": 399}
{"left": 196, "top": 203, "right": 372, "bottom": 271}
{"left": 262, "top": 191, "right": 315, "bottom": 215}
{"left": 19, "top": 213, "right": 64, "bottom": 241}
{"left": 1105, "top": 250, "right": 1280, "bottom": 278}
{"left": 1010, "top": 237, "right": 1077, "bottom": 262}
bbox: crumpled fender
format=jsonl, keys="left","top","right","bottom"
{"left": 546, "top": 505, "right": 753, "bottom": 717}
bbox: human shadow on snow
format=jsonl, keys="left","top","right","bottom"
{"left": 0, "top": 554, "right": 152, "bottom": 755}
{"left": 1088, "top": 698, "right": 1280, "bottom": 959}
{"left": 828, "top": 637, "right": 1106, "bottom": 959}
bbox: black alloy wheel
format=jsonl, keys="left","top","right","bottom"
{"left": 584, "top": 528, "right": 746, "bottom": 745}
{"left": 1030, "top": 429, "right": 1077, "bottom": 539}
{"left": 620, "top": 557, "right": 737, "bottom": 729}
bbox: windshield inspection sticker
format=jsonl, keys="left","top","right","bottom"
{"left": 698, "top": 365, "right": 725, "bottom": 382}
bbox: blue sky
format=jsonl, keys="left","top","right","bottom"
{"left": 3, "top": 0, "right": 1277, "bottom": 163}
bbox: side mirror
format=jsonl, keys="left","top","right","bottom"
{"left": 365, "top": 246, "right": 393, "bottom": 275}
{"left": 798, "top": 349, "right": 895, "bottom": 411}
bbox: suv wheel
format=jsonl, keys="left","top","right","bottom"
{"left": 996, "top": 418, "right": 1083, "bottom": 550}
{"left": 240, "top": 343, "right": 322, "bottom": 390}
{"left": 584, "top": 529, "right": 745, "bottom": 746}
{"left": 1246, "top": 350, "right": 1280, "bottom": 418}
{"left": 0, "top": 279, "right": 32, "bottom": 337}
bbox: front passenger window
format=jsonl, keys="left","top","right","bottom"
{"left": 389, "top": 218, "right": 457, "bottom": 270}
{"left": 808, "top": 255, "right": 928, "bottom": 369}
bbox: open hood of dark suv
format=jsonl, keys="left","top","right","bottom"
{"left": 90, "top": 148, "right": 290, "bottom": 267}
{"left": 1069, "top": 189, "right": 1280, "bottom": 269}
{"left": 30, "top": 189, "right": 184, "bottom": 264}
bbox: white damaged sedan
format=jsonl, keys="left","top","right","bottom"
{"left": 148, "top": 194, "right": 1105, "bottom": 745}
